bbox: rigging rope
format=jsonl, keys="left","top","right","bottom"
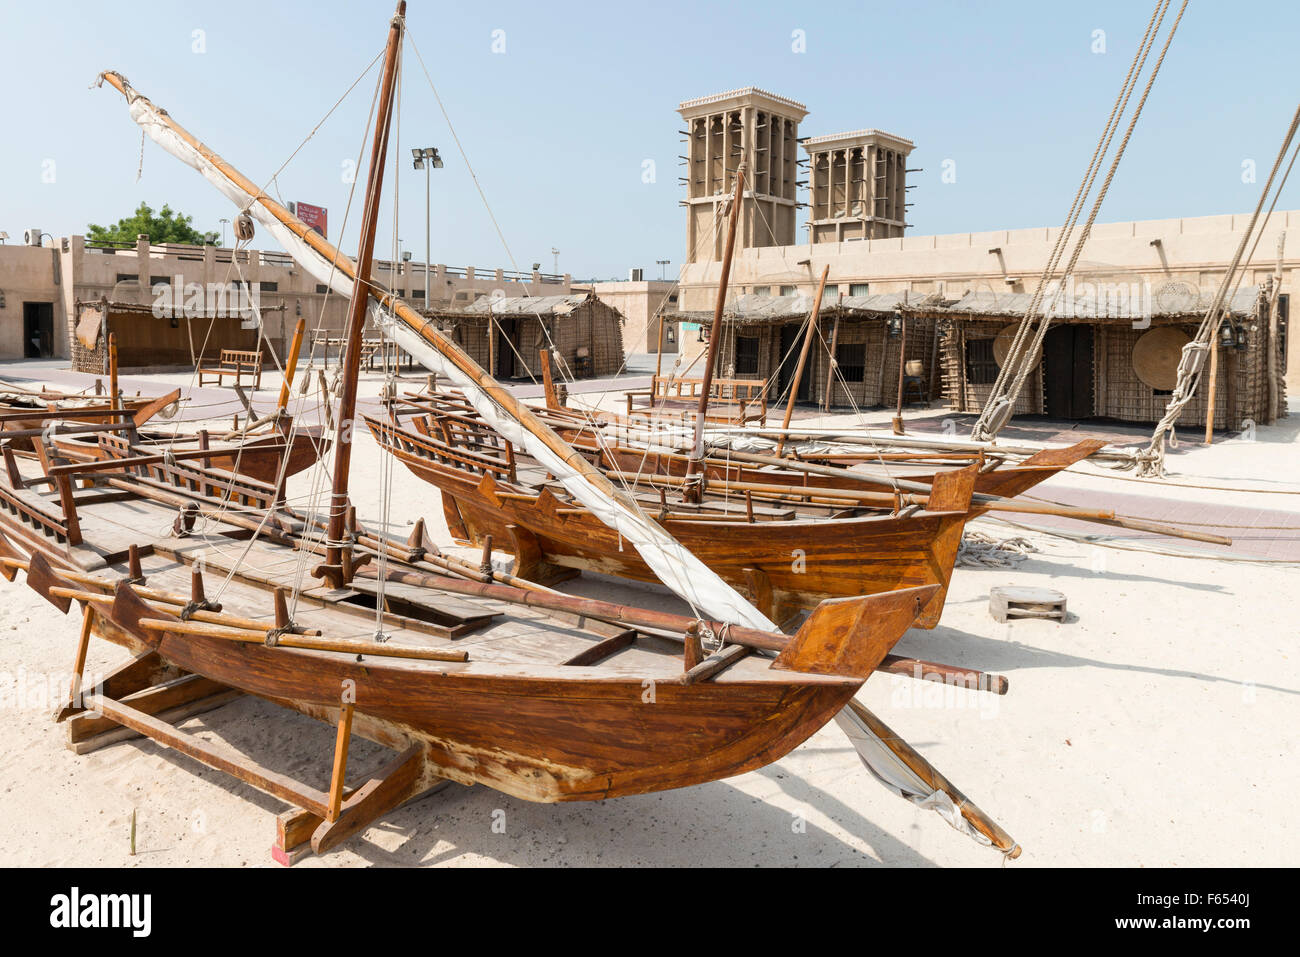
{"left": 1135, "top": 108, "right": 1300, "bottom": 476}
{"left": 971, "top": 0, "right": 1183, "bottom": 442}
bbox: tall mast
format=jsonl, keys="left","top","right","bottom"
{"left": 316, "top": 1, "right": 405, "bottom": 589}
{"left": 97, "top": 67, "right": 778, "bottom": 631}
{"left": 684, "top": 162, "right": 745, "bottom": 489}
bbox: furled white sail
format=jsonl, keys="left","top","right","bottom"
{"left": 99, "top": 72, "right": 776, "bottom": 633}
{"left": 99, "top": 71, "right": 1007, "bottom": 855}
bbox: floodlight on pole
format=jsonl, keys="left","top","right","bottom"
{"left": 412, "top": 147, "right": 443, "bottom": 304}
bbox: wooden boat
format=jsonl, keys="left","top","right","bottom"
{"left": 0, "top": 3, "right": 1024, "bottom": 863}
{"left": 0, "top": 446, "right": 941, "bottom": 828}
{"left": 29, "top": 313, "right": 326, "bottom": 486}
{"left": 365, "top": 398, "right": 976, "bottom": 628}
{"left": 0, "top": 381, "right": 180, "bottom": 450}
{"left": 50, "top": 418, "right": 327, "bottom": 486}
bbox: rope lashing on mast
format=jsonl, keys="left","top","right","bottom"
{"left": 970, "top": 0, "right": 1184, "bottom": 443}
{"left": 1134, "top": 102, "right": 1300, "bottom": 476}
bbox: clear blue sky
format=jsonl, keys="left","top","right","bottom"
{"left": 1, "top": 0, "right": 1295, "bottom": 279}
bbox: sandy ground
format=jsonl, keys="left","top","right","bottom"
{"left": 0, "top": 359, "right": 1296, "bottom": 867}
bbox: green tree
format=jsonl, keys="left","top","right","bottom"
{"left": 87, "top": 202, "right": 213, "bottom": 246}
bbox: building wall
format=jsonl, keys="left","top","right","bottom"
{"left": 0, "top": 244, "right": 67, "bottom": 359}
{"left": 939, "top": 315, "right": 1277, "bottom": 429}
{"left": 584, "top": 280, "right": 679, "bottom": 354}
{"left": 709, "top": 315, "right": 935, "bottom": 409}
{"left": 0, "top": 234, "right": 571, "bottom": 364}
{"left": 677, "top": 209, "right": 1300, "bottom": 394}
{"left": 444, "top": 303, "right": 624, "bottom": 381}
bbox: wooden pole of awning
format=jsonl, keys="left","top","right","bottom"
{"left": 822, "top": 314, "right": 841, "bottom": 412}
{"left": 654, "top": 311, "right": 666, "bottom": 380}
{"left": 316, "top": 2, "right": 405, "bottom": 588}
{"left": 1204, "top": 336, "right": 1218, "bottom": 444}
{"left": 684, "top": 163, "right": 746, "bottom": 490}
{"left": 776, "top": 265, "right": 829, "bottom": 456}
{"left": 891, "top": 313, "right": 908, "bottom": 435}
{"left": 108, "top": 333, "right": 120, "bottom": 413}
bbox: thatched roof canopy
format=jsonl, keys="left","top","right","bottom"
{"left": 917, "top": 283, "right": 1264, "bottom": 323}
{"left": 662, "top": 291, "right": 946, "bottom": 327}
{"left": 424, "top": 291, "right": 615, "bottom": 326}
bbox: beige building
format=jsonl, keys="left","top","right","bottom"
{"left": 672, "top": 85, "right": 1298, "bottom": 398}
{"left": 679, "top": 88, "right": 808, "bottom": 263}
{"left": 580, "top": 279, "right": 679, "bottom": 354}
{"left": 677, "top": 208, "right": 1300, "bottom": 392}
{"left": 0, "top": 242, "right": 64, "bottom": 359}
{"left": 0, "top": 233, "right": 572, "bottom": 365}
{"left": 804, "top": 129, "right": 914, "bottom": 243}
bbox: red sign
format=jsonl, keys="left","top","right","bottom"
{"left": 294, "top": 201, "right": 327, "bottom": 239}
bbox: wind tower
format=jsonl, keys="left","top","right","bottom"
{"left": 677, "top": 87, "right": 809, "bottom": 264}
{"left": 803, "top": 129, "right": 915, "bottom": 243}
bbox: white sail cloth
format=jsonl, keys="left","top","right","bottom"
{"left": 106, "top": 73, "right": 1006, "bottom": 855}
{"left": 110, "top": 74, "right": 775, "bottom": 633}
{"left": 833, "top": 710, "right": 991, "bottom": 846}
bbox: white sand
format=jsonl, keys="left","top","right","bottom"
{"left": 0, "top": 362, "right": 1296, "bottom": 867}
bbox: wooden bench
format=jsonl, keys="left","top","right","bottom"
{"left": 197, "top": 349, "right": 263, "bottom": 389}
{"left": 625, "top": 375, "right": 768, "bottom": 425}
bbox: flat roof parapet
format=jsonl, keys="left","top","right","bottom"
{"left": 802, "top": 128, "right": 915, "bottom": 153}
{"left": 677, "top": 86, "right": 809, "bottom": 119}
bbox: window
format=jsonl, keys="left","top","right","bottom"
{"left": 258, "top": 281, "right": 278, "bottom": 292}
{"left": 965, "top": 339, "right": 998, "bottom": 385}
{"left": 410, "top": 289, "right": 425, "bottom": 300}
{"left": 315, "top": 284, "right": 329, "bottom": 294}
{"left": 150, "top": 276, "right": 170, "bottom": 287}
{"left": 116, "top": 273, "right": 138, "bottom": 284}
{"left": 735, "top": 335, "right": 761, "bottom": 375}
{"left": 849, "top": 282, "right": 870, "bottom": 297}
{"left": 752, "top": 286, "right": 771, "bottom": 296}
{"left": 779, "top": 285, "right": 797, "bottom": 297}
{"left": 836, "top": 342, "right": 866, "bottom": 382}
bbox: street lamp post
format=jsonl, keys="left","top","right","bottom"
{"left": 411, "top": 147, "right": 443, "bottom": 305}
{"left": 656, "top": 259, "right": 670, "bottom": 280}
{"left": 219, "top": 218, "right": 230, "bottom": 247}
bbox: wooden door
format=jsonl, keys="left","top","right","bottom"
{"left": 775, "top": 323, "right": 811, "bottom": 401}
{"left": 1042, "top": 325, "right": 1094, "bottom": 419}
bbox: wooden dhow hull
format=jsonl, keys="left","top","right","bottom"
{"left": 0, "top": 459, "right": 931, "bottom": 808}
{"left": 52, "top": 423, "right": 328, "bottom": 486}
{"left": 367, "top": 413, "right": 975, "bottom": 627}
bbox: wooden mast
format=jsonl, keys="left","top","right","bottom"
{"left": 684, "top": 162, "right": 746, "bottom": 489}
{"left": 98, "top": 70, "right": 731, "bottom": 559}
{"left": 315, "top": 1, "right": 405, "bottom": 588}
{"left": 775, "top": 265, "right": 828, "bottom": 456}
